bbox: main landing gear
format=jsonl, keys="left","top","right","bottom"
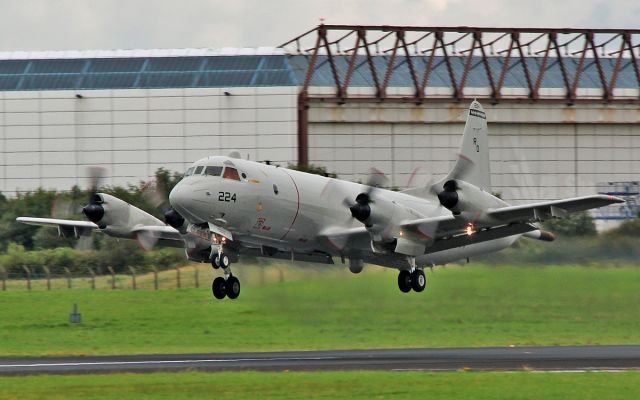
{"left": 397, "top": 269, "right": 426, "bottom": 293}
{"left": 211, "top": 248, "right": 240, "bottom": 300}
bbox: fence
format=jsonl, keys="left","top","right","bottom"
{"left": 0, "top": 263, "right": 290, "bottom": 292}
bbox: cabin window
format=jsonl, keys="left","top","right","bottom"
{"left": 194, "top": 166, "right": 204, "bottom": 175}
{"left": 223, "top": 167, "right": 241, "bottom": 181}
{"left": 205, "top": 166, "right": 223, "bottom": 176}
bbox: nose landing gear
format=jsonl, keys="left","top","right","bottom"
{"left": 210, "top": 241, "right": 241, "bottom": 300}
{"left": 211, "top": 274, "right": 240, "bottom": 300}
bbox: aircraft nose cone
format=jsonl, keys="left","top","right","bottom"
{"left": 168, "top": 182, "right": 187, "bottom": 210}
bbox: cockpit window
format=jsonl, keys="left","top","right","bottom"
{"left": 194, "top": 166, "right": 204, "bottom": 175}
{"left": 205, "top": 166, "right": 223, "bottom": 176}
{"left": 222, "top": 167, "right": 240, "bottom": 181}
{"left": 185, "top": 167, "right": 195, "bottom": 176}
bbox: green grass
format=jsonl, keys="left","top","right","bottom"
{"left": 1, "top": 371, "right": 639, "bottom": 399}
{"left": 0, "top": 265, "right": 639, "bottom": 357}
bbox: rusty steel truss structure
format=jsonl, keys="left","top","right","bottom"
{"left": 280, "top": 25, "right": 640, "bottom": 165}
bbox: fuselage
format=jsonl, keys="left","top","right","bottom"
{"left": 169, "top": 156, "right": 516, "bottom": 268}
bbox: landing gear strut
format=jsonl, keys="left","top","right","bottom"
{"left": 210, "top": 244, "right": 241, "bottom": 300}
{"left": 397, "top": 268, "right": 426, "bottom": 293}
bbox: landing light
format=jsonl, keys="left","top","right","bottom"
{"left": 466, "top": 224, "right": 475, "bottom": 236}
{"left": 211, "top": 235, "right": 227, "bottom": 244}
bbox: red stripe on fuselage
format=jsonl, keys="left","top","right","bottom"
{"left": 279, "top": 169, "right": 301, "bottom": 241}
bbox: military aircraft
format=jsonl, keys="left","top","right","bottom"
{"left": 17, "top": 101, "right": 623, "bottom": 300}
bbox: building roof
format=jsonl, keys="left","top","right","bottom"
{"left": 0, "top": 50, "right": 636, "bottom": 91}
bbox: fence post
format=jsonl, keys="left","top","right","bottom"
{"left": 194, "top": 265, "right": 199, "bottom": 288}
{"left": 87, "top": 267, "right": 95, "bottom": 290}
{"left": 278, "top": 267, "right": 284, "bottom": 283}
{"left": 1, "top": 267, "right": 6, "bottom": 291}
{"left": 107, "top": 267, "right": 116, "bottom": 289}
{"left": 43, "top": 266, "right": 51, "bottom": 291}
{"left": 22, "top": 266, "right": 31, "bottom": 291}
{"left": 129, "top": 267, "right": 136, "bottom": 290}
{"left": 152, "top": 267, "right": 158, "bottom": 290}
{"left": 64, "top": 267, "right": 72, "bottom": 289}
{"left": 175, "top": 267, "right": 181, "bottom": 289}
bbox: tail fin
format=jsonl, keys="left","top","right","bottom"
{"left": 445, "top": 100, "right": 491, "bottom": 191}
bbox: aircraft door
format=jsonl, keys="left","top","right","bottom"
{"left": 254, "top": 168, "right": 299, "bottom": 241}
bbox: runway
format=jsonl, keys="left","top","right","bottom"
{"left": 0, "top": 345, "right": 639, "bottom": 376}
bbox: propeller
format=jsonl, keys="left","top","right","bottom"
{"left": 317, "top": 168, "right": 389, "bottom": 250}
{"left": 437, "top": 179, "right": 460, "bottom": 211}
{"left": 140, "top": 178, "right": 185, "bottom": 232}
{"left": 82, "top": 167, "right": 106, "bottom": 225}
{"left": 349, "top": 192, "right": 372, "bottom": 223}
{"left": 343, "top": 168, "right": 389, "bottom": 222}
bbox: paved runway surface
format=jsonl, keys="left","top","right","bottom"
{"left": 1, "top": 345, "right": 639, "bottom": 375}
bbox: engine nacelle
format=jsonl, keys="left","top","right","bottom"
{"left": 436, "top": 179, "right": 506, "bottom": 224}
{"left": 359, "top": 196, "right": 424, "bottom": 254}
{"left": 82, "top": 193, "right": 165, "bottom": 238}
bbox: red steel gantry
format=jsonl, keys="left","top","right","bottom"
{"left": 280, "top": 25, "right": 640, "bottom": 166}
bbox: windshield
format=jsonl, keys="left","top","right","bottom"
{"left": 223, "top": 167, "right": 240, "bottom": 181}
{"left": 205, "top": 166, "right": 223, "bottom": 176}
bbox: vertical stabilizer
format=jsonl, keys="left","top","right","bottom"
{"left": 445, "top": 100, "right": 491, "bottom": 191}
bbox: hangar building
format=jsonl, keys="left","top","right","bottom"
{"left": 0, "top": 25, "right": 638, "bottom": 219}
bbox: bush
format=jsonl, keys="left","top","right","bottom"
{"left": 0, "top": 242, "right": 186, "bottom": 276}
{"left": 542, "top": 211, "right": 597, "bottom": 237}
{"left": 605, "top": 218, "right": 640, "bottom": 237}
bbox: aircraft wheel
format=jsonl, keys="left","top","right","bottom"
{"left": 212, "top": 277, "right": 226, "bottom": 299}
{"left": 219, "top": 253, "right": 231, "bottom": 269}
{"left": 226, "top": 276, "right": 241, "bottom": 300}
{"left": 411, "top": 269, "right": 426, "bottom": 292}
{"left": 211, "top": 256, "right": 220, "bottom": 269}
{"left": 397, "top": 270, "right": 412, "bottom": 293}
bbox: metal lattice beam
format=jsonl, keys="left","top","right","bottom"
{"left": 281, "top": 25, "right": 640, "bottom": 165}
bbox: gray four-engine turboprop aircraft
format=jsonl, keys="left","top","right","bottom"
{"left": 18, "top": 101, "right": 623, "bottom": 300}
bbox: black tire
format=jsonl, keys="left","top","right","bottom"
{"left": 211, "top": 256, "right": 220, "bottom": 269}
{"left": 411, "top": 269, "right": 426, "bottom": 292}
{"left": 226, "top": 276, "right": 241, "bottom": 299}
{"left": 212, "top": 277, "right": 226, "bottom": 299}
{"left": 220, "top": 253, "right": 231, "bottom": 269}
{"left": 397, "top": 270, "right": 412, "bottom": 293}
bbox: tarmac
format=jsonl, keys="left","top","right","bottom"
{"left": 1, "top": 345, "right": 639, "bottom": 375}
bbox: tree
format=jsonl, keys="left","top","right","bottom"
{"left": 542, "top": 211, "right": 597, "bottom": 237}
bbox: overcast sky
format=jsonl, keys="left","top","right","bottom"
{"left": 0, "top": 0, "right": 638, "bottom": 51}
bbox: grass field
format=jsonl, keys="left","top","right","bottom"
{"left": 1, "top": 371, "right": 639, "bottom": 400}
{"left": 0, "top": 264, "right": 638, "bottom": 357}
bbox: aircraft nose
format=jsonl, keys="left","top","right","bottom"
{"left": 169, "top": 181, "right": 188, "bottom": 210}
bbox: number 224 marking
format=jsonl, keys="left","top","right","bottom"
{"left": 218, "top": 192, "right": 237, "bottom": 202}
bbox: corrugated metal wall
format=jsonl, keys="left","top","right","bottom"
{"left": 308, "top": 103, "right": 640, "bottom": 203}
{"left": 0, "top": 87, "right": 298, "bottom": 194}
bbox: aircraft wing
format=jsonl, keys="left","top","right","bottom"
{"left": 16, "top": 217, "right": 99, "bottom": 237}
{"left": 317, "top": 226, "right": 371, "bottom": 251}
{"left": 130, "top": 225, "right": 184, "bottom": 242}
{"left": 486, "top": 195, "right": 624, "bottom": 223}
{"left": 399, "top": 215, "right": 465, "bottom": 240}
{"left": 16, "top": 216, "right": 186, "bottom": 249}
{"left": 130, "top": 225, "right": 185, "bottom": 250}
